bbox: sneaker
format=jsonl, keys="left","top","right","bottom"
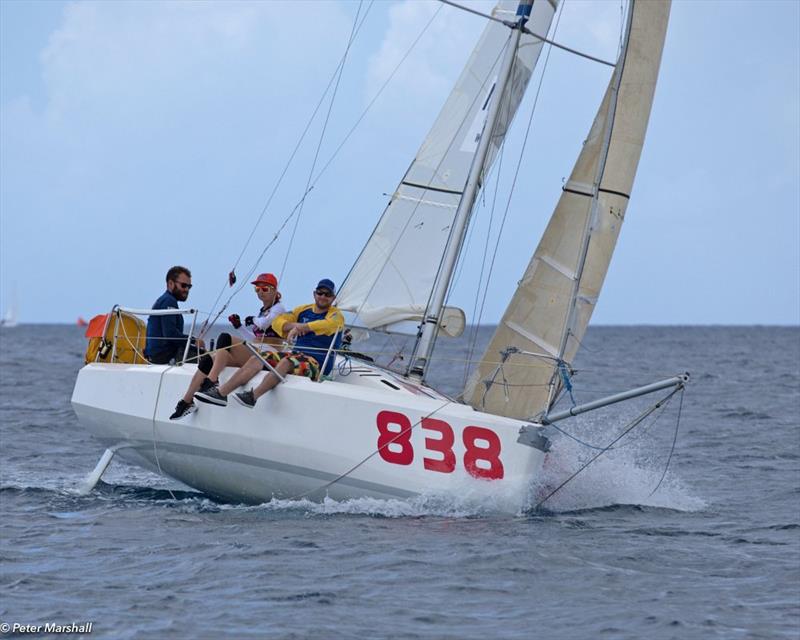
{"left": 195, "top": 386, "right": 228, "bottom": 406}
{"left": 233, "top": 389, "right": 256, "bottom": 408}
{"left": 169, "top": 399, "right": 197, "bottom": 420}
{"left": 198, "top": 377, "right": 218, "bottom": 394}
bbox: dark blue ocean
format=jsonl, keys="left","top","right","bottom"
{"left": 1, "top": 325, "right": 798, "bottom": 639}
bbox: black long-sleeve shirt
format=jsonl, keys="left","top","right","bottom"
{"left": 144, "top": 290, "right": 187, "bottom": 360}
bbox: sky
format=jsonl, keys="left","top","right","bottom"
{"left": 1, "top": 0, "right": 798, "bottom": 326}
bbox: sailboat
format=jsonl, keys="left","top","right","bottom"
{"left": 71, "top": 0, "right": 686, "bottom": 510}
{"left": 0, "top": 288, "right": 18, "bottom": 328}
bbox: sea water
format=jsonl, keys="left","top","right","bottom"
{"left": 1, "top": 326, "right": 798, "bottom": 639}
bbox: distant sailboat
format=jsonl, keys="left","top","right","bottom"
{"left": 77, "top": 317, "right": 89, "bottom": 327}
{"left": 1, "top": 288, "right": 18, "bottom": 328}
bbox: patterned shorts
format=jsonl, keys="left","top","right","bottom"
{"left": 263, "top": 351, "right": 320, "bottom": 380}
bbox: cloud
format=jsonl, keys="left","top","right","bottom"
{"left": 0, "top": 0, "right": 355, "bottom": 319}
{"left": 365, "top": 0, "right": 493, "bottom": 120}
{"left": 2, "top": 0, "right": 356, "bottom": 196}
{"left": 34, "top": 1, "right": 350, "bottom": 123}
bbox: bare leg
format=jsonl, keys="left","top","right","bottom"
{"left": 185, "top": 338, "right": 251, "bottom": 403}
{"left": 252, "top": 358, "right": 293, "bottom": 400}
{"left": 227, "top": 341, "right": 253, "bottom": 367}
{"left": 218, "top": 356, "right": 263, "bottom": 396}
{"left": 206, "top": 350, "right": 234, "bottom": 386}
{"left": 181, "top": 350, "right": 232, "bottom": 404}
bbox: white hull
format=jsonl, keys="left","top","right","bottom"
{"left": 71, "top": 359, "right": 549, "bottom": 511}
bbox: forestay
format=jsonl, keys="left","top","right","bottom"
{"left": 465, "top": 0, "right": 671, "bottom": 420}
{"left": 336, "top": 0, "right": 557, "bottom": 335}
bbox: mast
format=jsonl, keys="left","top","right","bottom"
{"left": 408, "top": 0, "right": 533, "bottom": 380}
{"left": 543, "top": 0, "right": 635, "bottom": 410}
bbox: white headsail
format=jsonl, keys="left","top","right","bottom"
{"left": 464, "top": 0, "right": 671, "bottom": 420}
{"left": 336, "top": 0, "right": 557, "bottom": 336}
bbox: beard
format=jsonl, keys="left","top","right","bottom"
{"left": 171, "top": 285, "right": 189, "bottom": 301}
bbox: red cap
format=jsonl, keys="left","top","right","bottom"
{"left": 251, "top": 273, "right": 278, "bottom": 287}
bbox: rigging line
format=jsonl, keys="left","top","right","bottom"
{"left": 438, "top": 0, "right": 615, "bottom": 67}
{"left": 286, "top": 399, "right": 454, "bottom": 501}
{"left": 649, "top": 386, "right": 685, "bottom": 497}
{"left": 210, "top": 4, "right": 443, "bottom": 336}
{"left": 438, "top": 0, "right": 510, "bottom": 26}
{"left": 464, "top": 0, "right": 566, "bottom": 384}
{"left": 460, "top": 74, "right": 513, "bottom": 389}
{"left": 618, "top": 0, "right": 627, "bottom": 61}
{"left": 548, "top": 389, "right": 675, "bottom": 452}
{"left": 297, "top": 4, "right": 447, "bottom": 316}
{"left": 449, "top": 140, "right": 504, "bottom": 293}
{"left": 534, "top": 385, "right": 683, "bottom": 510}
{"left": 151, "top": 366, "right": 178, "bottom": 501}
{"left": 308, "top": 4, "right": 443, "bottom": 192}
{"left": 201, "top": 190, "right": 313, "bottom": 333}
{"left": 279, "top": 0, "right": 367, "bottom": 282}
{"left": 202, "top": 3, "right": 375, "bottom": 328}
{"left": 562, "top": 326, "right": 601, "bottom": 355}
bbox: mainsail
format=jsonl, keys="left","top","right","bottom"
{"left": 464, "top": 0, "right": 671, "bottom": 420}
{"left": 336, "top": 0, "right": 557, "bottom": 335}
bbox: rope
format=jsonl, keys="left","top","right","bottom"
{"left": 151, "top": 364, "right": 178, "bottom": 501}
{"left": 205, "top": 3, "right": 441, "bottom": 332}
{"left": 113, "top": 310, "right": 150, "bottom": 363}
{"left": 457, "top": 87, "right": 509, "bottom": 388}
{"left": 336, "top": 355, "right": 353, "bottom": 377}
{"left": 649, "top": 385, "right": 685, "bottom": 496}
{"left": 547, "top": 390, "right": 676, "bottom": 452}
{"left": 534, "top": 385, "right": 683, "bottom": 510}
{"left": 306, "top": 4, "right": 443, "bottom": 195}
{"left": 203, "top": 3, "right": 375, "bottom": 324}
{"left": 558, "top": 360, "right": 577, "bottom": 407}
{"left": 279, "top": 0, "right": 367, "bottom": 281}
{"left": 462, "top": 0, "right": 566, "bottom": 386}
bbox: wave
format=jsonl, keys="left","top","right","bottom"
{"left": 526, "top": 426, "right": 707, "bottom": 515}
{"left": 2, "top": 420, "right": 706, "bottom": 518}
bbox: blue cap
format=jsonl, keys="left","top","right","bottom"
{"left": 316, "top": 278, "right": 336, "bottom": 294}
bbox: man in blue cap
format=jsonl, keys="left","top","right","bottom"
{"left": 196, "top": 278, "right": 344, "bottom": 408}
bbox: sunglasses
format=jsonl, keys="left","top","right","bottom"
{"left": 174, "top": 281, "right": 192, "bottom": 290}
{"left": 254, "top": 285, "right": 275, "bottom": 292}
{"left": 314, "top": 289, "right": 334, "bottom": 297}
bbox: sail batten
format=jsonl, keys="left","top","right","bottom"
{"left": 464, "top": 0, "right": 671, "bottom": 420}
{"left": 503, "top": 321, "right": 559, "bottom": 357}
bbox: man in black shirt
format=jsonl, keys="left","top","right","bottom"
{"left": 144, "top": 266, "right": 204, "bottom": 364}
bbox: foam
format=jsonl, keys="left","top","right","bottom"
{"left": 530, "top": 424, "right": 707, "bottom": 514}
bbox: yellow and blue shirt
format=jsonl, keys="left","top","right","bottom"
{"left": 272, "top": 304, "right": 344, "bottom": 374}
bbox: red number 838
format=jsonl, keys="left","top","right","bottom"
{"left": 375, "top": 410, "right": 504, "bottom": 480}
